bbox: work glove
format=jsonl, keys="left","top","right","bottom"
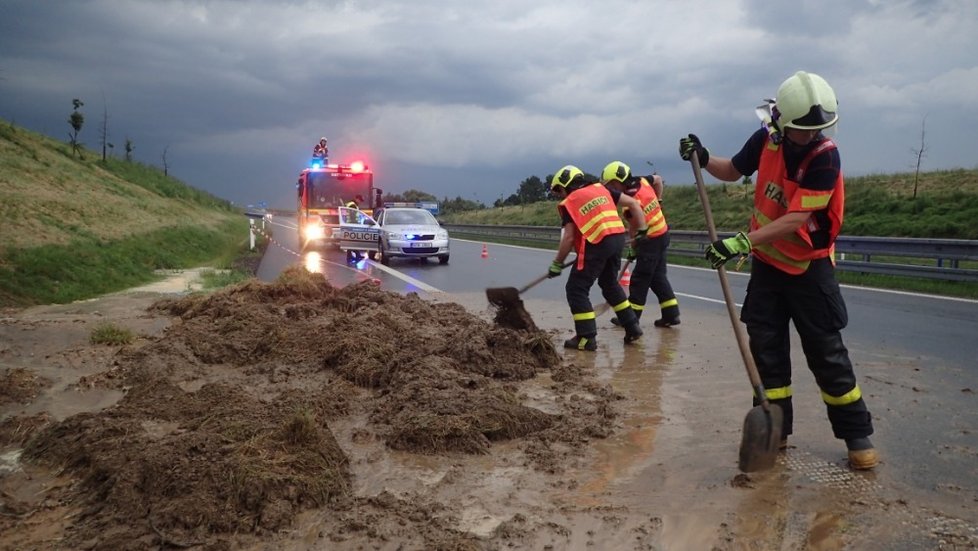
{"left": 633, "top": 229, "right": 650, "bottom": 248}
{"left": 624, "top": 246, "right": 637, "bottom": 261}
{"left": 547, "top": 260, "right": 564, "bottom": 278}
{"left": 705, "top": 232, "right": 752, "bottom": 269}
{"left": 679, "top": 133, "right": 710, "bottom": 166}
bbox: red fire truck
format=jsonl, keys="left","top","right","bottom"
{"left": 296, "top": 160, "right": 382, "bottom": 249}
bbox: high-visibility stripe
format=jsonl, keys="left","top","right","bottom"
{"left": 612, "top": 300, "right": 631, "bottom": 312}
{"left": 822, "top": 385, "right": 862, "bottom": 406}
{"left": 647, "top": 216, "right": 667, "bottom": 236}
{"left": 577, "top": 337, "right": 592, "bottom": 350}
{"left": 632, "top": 303, "right": 646, "bottom": 311}
{"left": 573, "top": 311, "right": 596, "bottom": 321}
{"left": 580, "top": 210, "right": 623, "bottom": 235}
{"left": 800, "top": 193, "right": 832, "bottom": 209}
{"left": 659, "top": 298, "right": 678, "bottom": 308}
{"left": 582, "top": 219, "right": 625, "bottom": 241}
{"left": 765, "top": 386, "right": 792, "bottom": 400}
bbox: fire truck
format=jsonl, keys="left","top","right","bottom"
{"left": 296, "top": 159, "right": 382, "bottom": 249}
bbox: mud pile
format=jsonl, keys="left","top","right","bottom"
{"left": 14, "top": 266, "right": 579, "bottom": 548}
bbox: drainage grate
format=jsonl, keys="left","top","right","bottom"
{"left": 778, "top": 449, "right": 881, "bottom": 491}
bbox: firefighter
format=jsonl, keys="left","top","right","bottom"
{"left": 344, "top": 195, "right": 365, "bottom": 262}
{"left": 601, "top": 161, "right": 680, "bottom": 328}
{"left": 313, "top": 137, "right": 328, "bottom": 161}
{"left": 679, "top": 71, "right": 878, "bottom": 469}
{"left": 547, "top": 165, "right": 648, "bottom": 351}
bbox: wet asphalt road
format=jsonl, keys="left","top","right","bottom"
{"left": 255, "top": 217, "right": 978, "bottom": 547}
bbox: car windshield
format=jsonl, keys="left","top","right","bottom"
{"left": 385, "top": 210, "right": 436, "bottom": 225}
{"left": 306, "top": 171, "right": 371, "bottom": 209}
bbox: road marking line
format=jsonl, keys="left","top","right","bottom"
{"left": 365, "top": 261, "right": 443, "bottom": 293}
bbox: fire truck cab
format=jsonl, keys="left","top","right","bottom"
{"left": 296, "top": 160, "right": 382, "bottom": 250}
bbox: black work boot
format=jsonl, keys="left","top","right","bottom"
{"left": 654, "top": 305, "right": 680, "bottom": 327}
{"left": 653, "top": 316, "right": 680, "bottom": 328}
{"left": 623, "top": 322, "right": 643, "bottom": 344}
{"left": 564, "top": 335, "right": 597, "bottom": 351}
{"left": 611, "top": 309, "right": 640, "bottom": 327}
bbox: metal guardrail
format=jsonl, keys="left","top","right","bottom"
{"left": 443, "top": 224, "right": 978, "bottom": 282}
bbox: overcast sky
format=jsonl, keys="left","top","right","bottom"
{"left": 2, "top": 0, "right": 976, "bottom": 209}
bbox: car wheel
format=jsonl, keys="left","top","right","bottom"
{"left": 438, "top": 254, "right": 449, "bottom": 265}
{"left": 368, "top": 251, "right": 377, "bottom": 260}
{"left": 380, "top": 243, "right": 391, "bottom": 266}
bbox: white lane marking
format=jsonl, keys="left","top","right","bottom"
{"left": 364, "top": 260, "right": 443, "bottom": 294}
{"left": 675, "top": 292, "right": 741, "bottom": 308}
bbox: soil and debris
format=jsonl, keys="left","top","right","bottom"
{"left": 0, "top": 267, "right": 622, "bottom": 550}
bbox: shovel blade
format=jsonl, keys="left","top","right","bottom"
{"left": 738, "top": 403, "right": 783, "bottom": 473}
{"left": 486, "top": 286, "right": 520, "bottom": 308}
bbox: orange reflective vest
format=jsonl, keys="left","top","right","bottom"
{"left": 751, "top": 137, "right": 844, "bottom": 275}
{"left": 631, "top": 178, "right": 668, "bottom": 239}
{"left": 559, "top": 184, "right": 626, "bottom": 269}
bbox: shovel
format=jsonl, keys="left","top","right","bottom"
{"left": 689, "top": 151, "right": 783, "bottom": 473}
{"left": 486, "top": 259, "right": 576, "bottom": 307}
{"left": 486, "top": 259, "right": 575, "bottom": 330}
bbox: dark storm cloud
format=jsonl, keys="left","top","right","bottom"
{"left": 2, "top": 0, "right": 977, "bottom": 207}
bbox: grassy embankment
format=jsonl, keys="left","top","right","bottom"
{"left": 442, "top": 169, "right": 978, "bottom": 298}
{"left": 0, "top": 119, "right": 259, "bottom": 308}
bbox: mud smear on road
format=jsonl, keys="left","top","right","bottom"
{"left": 0, "top": 267, "right": 622, "bottom": 550}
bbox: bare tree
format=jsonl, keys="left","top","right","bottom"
{"left": 161, "top": 145, "right": 170, "bottom": 176}
{"left": 911, "top": 115, "right": 928, "bottom": 200}
{"left": 99, "top": 93, "right": 110, "bottom": 162}
{"left": 67, "top": 98, "right": 85, "bottom": 158}
{"left": 125, "top": 137, "right": 134, "bottom": 162}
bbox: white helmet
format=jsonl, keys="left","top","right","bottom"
{"left": 775, "top": 71, "right": 838, "bottom": 131}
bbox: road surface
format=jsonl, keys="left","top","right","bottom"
{"left": 254, "top": 216, "right": 978, "bottom": 549}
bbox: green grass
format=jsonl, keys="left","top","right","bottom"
{"left": 0, "top": 219, "right": 248, "bottom": 307}
{"left": 89, "top": 323, "right": 135, "bottom": 345}
{"left": 98, "top": 157, "right": 234, "bottom": 210}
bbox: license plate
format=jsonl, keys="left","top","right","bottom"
{"left": 409, "top": 241, "right": 432, "bottom": 248}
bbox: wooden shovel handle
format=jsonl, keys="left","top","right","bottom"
{"left": 517, "top": 259, "right": 576, "bottom": 295}
{"left": 690, "top": 151, "right": 769, "bottom": 402}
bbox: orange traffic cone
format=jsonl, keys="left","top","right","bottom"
{"left": 481, "top": 244, "right": 489, "bottom": 259}
{"left": 619, "top": 267, "right": 632, "bottom": 287}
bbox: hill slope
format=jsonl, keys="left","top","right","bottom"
{"left": 0, "top": 119, "right": 246, "bottom": 307}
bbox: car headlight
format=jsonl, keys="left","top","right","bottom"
{"left": 437, "top": 231, "right": 448, "bottom": 239}
{"left": 304, "top": 225, "right": 325, "bottom": 240}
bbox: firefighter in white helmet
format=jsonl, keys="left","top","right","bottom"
{"left": 679, "top": 71, "right": 878, "bottom": 470}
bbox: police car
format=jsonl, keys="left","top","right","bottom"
{"left": 373, "top": 205, "right": 450, "bottom": 265}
